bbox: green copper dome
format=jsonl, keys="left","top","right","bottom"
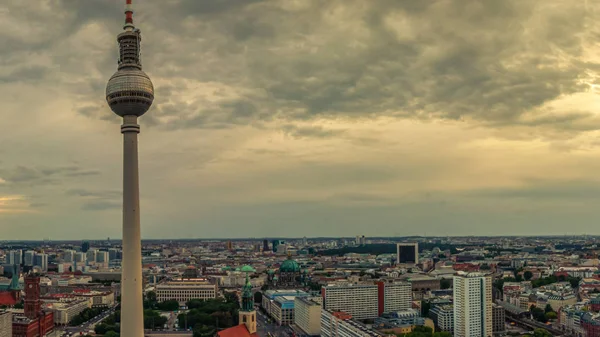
{"left": 280, "top": 258, "right": 301, "bottom": 273}
{"left": 240, "top": 265, "right": 255, "bottom": 273}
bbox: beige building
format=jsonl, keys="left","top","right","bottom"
{"left": 294, "top": 297, "right": 321, "bottom": 336}
{"left": 453, "top": 273, "right": 493, "bottom": 337}
{"left": 156, "top": 278, "right": 218, "bottom": 304}
{"left": 0, "top": 310, "right": 12, "bottom": 337}
{"left": 47, "top": 298, "right": 89, "bottom": 325}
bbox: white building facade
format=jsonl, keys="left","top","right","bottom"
{"left": 155, "top": 279, "right": 218, "bottom": 304}
{"left": 453, "top": 273, "right": 493, "bottom": 337}
{"left": 322, "top": 284, "right": 379, "bottom": 320}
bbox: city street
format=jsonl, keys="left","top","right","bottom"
{"left": 256, "top": 307, "right": 295, "bottom": 337}
{"left": 54, "top": 304, "right": 118, "bottom": 336}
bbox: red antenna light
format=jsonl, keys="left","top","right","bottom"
{"left": 125, "top": 0, "right": 133, "bottom": 25}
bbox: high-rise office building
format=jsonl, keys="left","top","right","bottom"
{"left": 397, "top": 243, "right": 419, "bottom": 265}
{"left": 34, "top": 253, "right": 48, "bottom": 272}
{"left": 97, "top": 251, "right": 110, "bottom": 264}
{"left": 81, "top": 242, "right": 90, "bottom": 253}
{"left": 75, "top": 252, "right": 86, "bottom": 264}
{"left": 7, "top": 250, "right": 22, "bottom": 266}
{"left": 63, "top": 250, "right": 75, "bottom": 263}
{"left": 453, "top": 273, "right": 493, "bottom": 337}
{"left": 263, "top": 240, "right": 269, "bottom": 252}
{"left": 108, "top": 248, "right": 120, "bottom": 261}
{"left": 24, "top": 251, "right": 35, "bottom": 267}
{"left": 86, "top": 249, "right": 98, "bottom": 264}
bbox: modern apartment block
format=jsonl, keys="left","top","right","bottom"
{"left": 323, "top": 281, "right": 412, "bottom": 320}
{"left": 294, "top": 297, "right": 321, "bottom": 336}
{"left": 379, "top": 281, "right": 412, "bottom": 313}
{"left": 321, "top": 309, "right": 384, "bottom": 337}
{"left": 453, "top": 273, "right": 493, "bottom": 337}
{"left": 322, "top": 284, "right": 379, "bottom": 320}
{"left": 155, "top": 278, "right": 217, "bottom": 304}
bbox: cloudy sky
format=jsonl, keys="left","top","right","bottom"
{"left": 1, "top": 0, "right": 600, "bottom": 240}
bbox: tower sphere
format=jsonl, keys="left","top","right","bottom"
{"left": 106, "top": 68, "right": 154, "bottom": 117}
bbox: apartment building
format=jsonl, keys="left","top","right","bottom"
{"left": 453, "top": 273, "right": 493, "bottom": 337}
{"left": 294, "top": 297, "right": 321, "bottom": 336}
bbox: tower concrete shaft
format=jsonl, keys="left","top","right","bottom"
{"left": 121, "top": 115, "right": 143, "bottom": 337}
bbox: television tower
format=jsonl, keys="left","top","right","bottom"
{"left": 105, "top": 1, "right": 154, "bottom": 336}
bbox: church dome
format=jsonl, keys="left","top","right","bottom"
{"left": 280, "top": 258, "right": 301, "bottom": 273}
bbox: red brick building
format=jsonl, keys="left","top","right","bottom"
{"left": 12, "top": 274, "right": 54, "bottom": 337}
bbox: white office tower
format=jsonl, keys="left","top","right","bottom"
{"left": 86, "top": 249, "right": 98, "bottom": 264}
{"left": 34, "top": 253, "right": 48, "bottom": 272}
{"left": 24, "top": 251, "right": 35, "bottom": 266}
{"left": 453, "top": 273, "right": 493, "bottom": 337}
{"left": 63, "top": 250, "right": 75, "bottom": 262}
{"left": 7, "top": 250, "right": 22, "bottom": 266}
{"left": 75, "top": 252, "right": 87, "bottom": 264}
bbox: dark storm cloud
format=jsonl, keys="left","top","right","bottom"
{"left": 3, "top": 0, "right": 591, "bottom": 133}
{"left": 0, "top": 166, "right": 100, "bottom": 185}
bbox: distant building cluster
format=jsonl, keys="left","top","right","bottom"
{"left": 3, "top": 235, "right": 600, "bottom": 336}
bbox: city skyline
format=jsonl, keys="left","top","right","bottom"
{"left": 2, "top": 0, "right": 600, "bottom": 239}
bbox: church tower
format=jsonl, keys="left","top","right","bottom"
{"left": 239, "top": 266, "right": 257, "bottom": 334}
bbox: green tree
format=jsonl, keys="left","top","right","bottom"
{"left": 544, "top": 304, "right": 554, "bottom": 313}
{"left": 440, "top": 278, "right": 452, "bottom": 290}
{"left": 156, "top": 299, "right": 179, "bottom": 311}
{"left": 545, "top": 311, "right": 557, "bottom": 320}
{"left": 532, "top": 328, "right": 552, "bottom": 337}
{"left": 524, "top": 271, "right": 533, "bottom": 280}
{"left": 254, "top": 291, "right": 262, "bottom": 303}
{"left": 105, "top": 331, "right": 120, "bottom": 337}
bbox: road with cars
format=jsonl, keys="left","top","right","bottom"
{"left": 54, "top": 304, "right": 118, "bottom": 337}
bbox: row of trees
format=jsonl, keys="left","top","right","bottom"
{"left": 494, "top": 274, "right": 580, "bottom": 295}
{"left": 69, "top": 307, "right": 108, "bottom": 326}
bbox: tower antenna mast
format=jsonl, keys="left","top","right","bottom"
{"left": 105, "top": 0, "right": 154, "bottom": 336}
